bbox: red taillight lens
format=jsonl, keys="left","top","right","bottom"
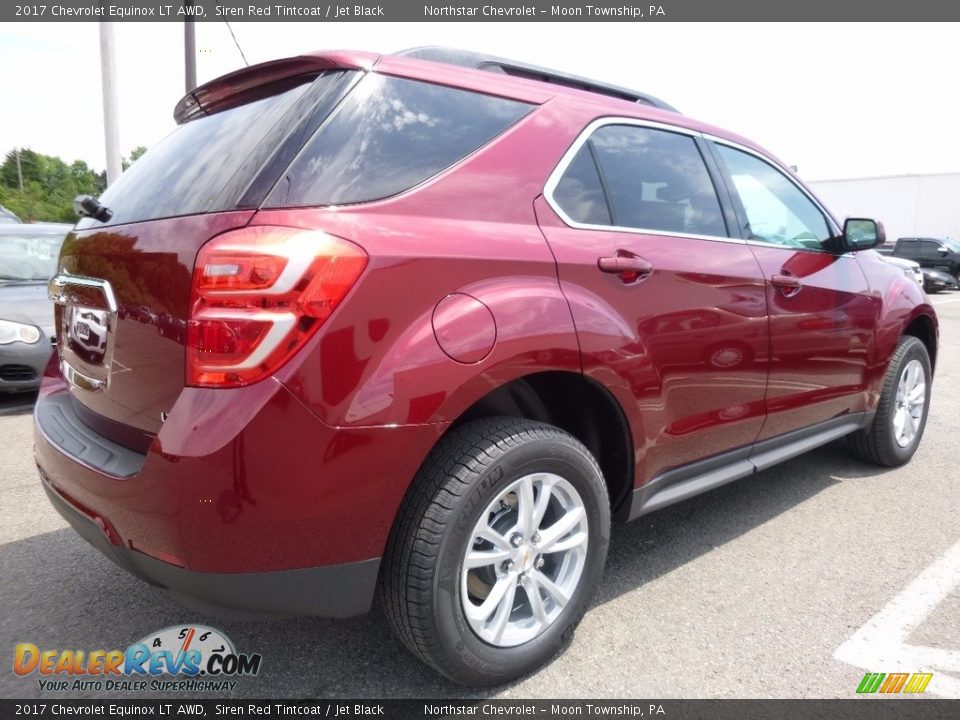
{"left": 197, "top": 254, "right": 288, "bottom": 291}
{"left": 187, "top": 226, "right": 367, "bottom": 388}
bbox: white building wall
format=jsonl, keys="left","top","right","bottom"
{"left": 806, "top": 173, "right": 960, "bottom": 242}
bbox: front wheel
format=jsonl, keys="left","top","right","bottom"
{"left": 848, "top": 335, "right": 932, "bottom": 467}
{"left": 382, "top": 417, "right": 610, "bottom": 686}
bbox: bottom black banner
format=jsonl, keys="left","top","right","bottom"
{"left": 1, "top": 699, "right": 956, "bottom": 720}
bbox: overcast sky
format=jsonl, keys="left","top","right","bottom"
{"left": 1, "top": 22, "right": 957, "bottom": 181}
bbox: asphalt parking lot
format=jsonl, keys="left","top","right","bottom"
{"left": 1, "top": 295, "right": 958, "bottom": 700}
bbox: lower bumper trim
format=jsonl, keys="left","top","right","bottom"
{"left": 42, "top": 479, "right": 381, "bottom": 619}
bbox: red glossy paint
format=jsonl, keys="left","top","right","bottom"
{"left": 34, "top": 49, "right": 938, "bottom": 608}
{"left": 34, "top": 373, "right": 445, "bottom": 572}
{"left": 432, "top": 294, "right": 497, "bottom": 364}
{"left": 56, "top": 211, "right": 255, "bottom": 440}
{"left": 534, "top": 196, "right": 770, "bottom": 486}
{"left": 749, "top": 246, "right": 878, "bottom": 440}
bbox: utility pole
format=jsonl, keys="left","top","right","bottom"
{"left": 99, "top": 22, "right": 122, "bottom": 186}
{"left": 184, "top": 2, "right": 197, "bottom": 93}
{"left": 16, "top": 149, "right": 23, "bottom": 192}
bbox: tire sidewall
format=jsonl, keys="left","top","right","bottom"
{"left": 882, "top": 338, "right": 932, "bottom": 463}
{"left": 431, "top": 434, "right": 609, "bottom": 684}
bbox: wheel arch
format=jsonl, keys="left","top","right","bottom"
{"left": 438, "top": 371, "right": 635, "bottom": 520}
{"left": 902, "top": 311, "right": 938, "bottom": 371}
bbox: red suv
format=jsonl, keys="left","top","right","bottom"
{"left": 35, "top": 48, "right": 937, "bottom": 685}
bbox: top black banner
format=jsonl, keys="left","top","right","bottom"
{"left": 6, "top": 0, "right": 960, "bottom": 22}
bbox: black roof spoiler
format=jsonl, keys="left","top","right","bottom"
{"left": 395, "top": 47, "right": 678, "bottom": 113}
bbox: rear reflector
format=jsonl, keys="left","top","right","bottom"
{"left": 187, "top": 226, "right": 366, "bottom": 388}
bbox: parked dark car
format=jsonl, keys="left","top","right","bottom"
{"left": 0, "top": 223, "right": 70, "bottom": 392}
{"left": 158, "top": 312, "right": 186, "bottom": 342}
{"left": 34, "top": 48, "right": 938, "bottom": 685}
{"left": 920, "top": 266, "right": 959, "bottom": 293}
{"left": 879, "top": 254, "right": 924, "bottom": 289}
{"left": 879, "top": 237, "right": 960, "bottom": 282}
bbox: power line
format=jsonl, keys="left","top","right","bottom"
{"left": 225, "top": 21, "right": 249, "bottom": 67}
{"left": 216, "top": 5, "right": 249, "bottom": 67}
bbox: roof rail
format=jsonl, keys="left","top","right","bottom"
{"left": 394, "top": 47, "right": 678, "bottom": 113}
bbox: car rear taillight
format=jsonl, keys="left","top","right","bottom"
{"left": 187, "top": 226, "right": 367, "bottom": 388}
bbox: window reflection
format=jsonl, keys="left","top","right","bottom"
{"left": 553, "top": 124, "right": 727, "bottom": 238}
{"left": 715, "top": 145, "right": 831, "bottom": 250}
{"left": 267, "top": 74, "right": 532, "bottom": 207}
{"left": 96, "top": 82, "right": 310, "bottom": 226}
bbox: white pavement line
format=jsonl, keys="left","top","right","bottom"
{"left": 834, "top": 538, "right": 960, "bottom": 698}
{"left": 931, "top": 297, "right": 960, "bottom": 305}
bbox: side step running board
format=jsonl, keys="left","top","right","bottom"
{"left": 626, "top": 413, "right": 872, "bottom": 520}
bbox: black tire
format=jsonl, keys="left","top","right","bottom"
{"left": 848, "top": 335, "right": 932, "bottom": 467}
{"left": 382, "top": 417, "right": 610, "bottom": 686}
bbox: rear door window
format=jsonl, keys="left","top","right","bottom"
{"left": 264, "top": 74, "right": 533, "bottom": 208}
{"left": 566, "top": 125, "right": 728, "bottom": 237}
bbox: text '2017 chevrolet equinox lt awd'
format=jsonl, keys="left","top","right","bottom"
{"left": 34, "top": 47, "right": 938, "bottom": 685}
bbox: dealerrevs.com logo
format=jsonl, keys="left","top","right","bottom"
{"left": 13, "top": 625, "right": 262, "bottom": 692}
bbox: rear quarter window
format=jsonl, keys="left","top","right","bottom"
{"left": 265, "top": 74, "right": 533, "bottom": 208}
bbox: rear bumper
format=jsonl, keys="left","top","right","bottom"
{"left": 33, "top": 375, "right": 447, "bottom": 617}
{"left": 41, "top": 477, "right": 380, "bottom": 618}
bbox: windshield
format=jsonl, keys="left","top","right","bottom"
{"left": 943, "top": 238, "right": 960, "bottom": 253}
{"left": 0, "top": 231, "right": 67, "bottom": 281}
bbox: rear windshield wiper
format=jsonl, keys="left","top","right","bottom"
{"left": 73, "top": 195, "right": 113, "bottom": 223}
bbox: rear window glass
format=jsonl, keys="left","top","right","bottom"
{"left": 552, "top": 144, "right": 612, "bottom": 226}
{"left": 265, "top": 74, "right": 533, "bottom": 208}
{"left": 88, "top": 80, "right": 313, "bottom": 227}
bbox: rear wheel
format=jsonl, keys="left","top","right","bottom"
{"left": 848, "top": 335, "right": 931, "bottom": 467}
{"left": 382, "top": 417, "right": 610, "bottom": 686}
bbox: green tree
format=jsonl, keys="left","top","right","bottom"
{"left": 0, "top": 147, "right": 118, "bottom": 223}
{"left": 121, "top": 145, "right": 148, "bottom": 171}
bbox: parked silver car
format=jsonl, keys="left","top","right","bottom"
{"left": 0, "top": 223, "right": 71, "bottom": 392}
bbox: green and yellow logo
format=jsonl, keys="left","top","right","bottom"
{"left": 856, "top": 672, "right": 933, "bottom": 694}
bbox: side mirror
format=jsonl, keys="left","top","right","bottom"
{"left": 937, "top": 246, "right": 949, "bottom": 255}
{"left": 840, "top": 218, "right": 885, "bottom": 252}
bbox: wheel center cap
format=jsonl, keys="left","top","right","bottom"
{"left": 519, "top": 547, "right": 533, "bottom": 570}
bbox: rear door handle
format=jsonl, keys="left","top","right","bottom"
{"left": 771, "top": 273, "right": 802, "bottom": 297}
{"left": 598, "top": 255, "right": 653, "bottom": 281}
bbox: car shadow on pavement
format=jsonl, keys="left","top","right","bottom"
{"left": 0, "top": 391, "right": 38, "bottom": 417}
{"left": 597, "top": 440, "right": 877, "bottom": 606}
{"left": 0, "top": 440, "right": 891, "bottom": 700}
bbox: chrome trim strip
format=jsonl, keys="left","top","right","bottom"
{"left": 49, "top": 274, "right": 118, "bottom": 313}
{"left": 543, "top": 116, "right": 843, "bottom": 246}
{"left": 542, "top": 116, "right": 745, "bottom": 245}
{"left": 61, "top": 360, "right": 106, "bottom": 393}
